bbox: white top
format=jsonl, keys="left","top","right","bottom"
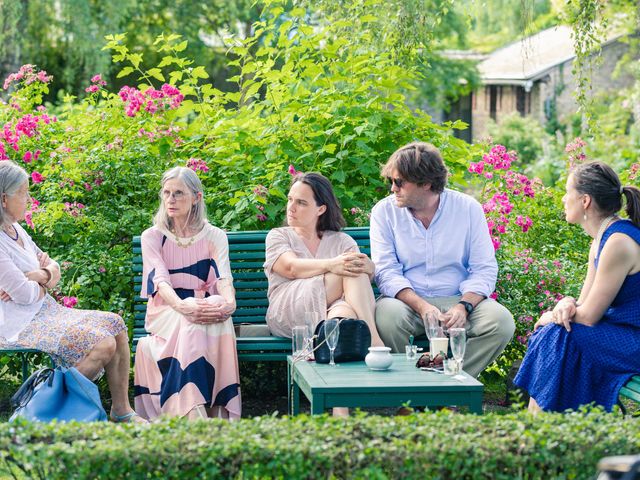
{"left": 0, "top": 223, "right": 45, "bottom": 341}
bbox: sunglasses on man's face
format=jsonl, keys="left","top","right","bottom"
{"left": 387, "top": 177, "right": 405, "bottom": 189}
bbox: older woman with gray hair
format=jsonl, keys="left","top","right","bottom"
{"left": 0, "top": 160, "right": 143, "bottom": 423}
{"left": 134, "top": 166, "right": 241, "bottom": 420}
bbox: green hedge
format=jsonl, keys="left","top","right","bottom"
{"left": 1, "top": 410, "right": 639, "bottom": 479}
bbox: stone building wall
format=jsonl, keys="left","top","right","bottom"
{"left": 468, "top": 39, "right": 635, "bottom": 140}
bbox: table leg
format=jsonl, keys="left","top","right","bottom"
{"left": 292, "top": 382, "right": 300, "bottom": 415}
{"left": 469, "top": 396, "right": 483, "bottom": 414}
{"left": 310, "top": 395, "right": 325, "bottom": 415}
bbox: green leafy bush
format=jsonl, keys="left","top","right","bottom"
{"left": 0, "top": 0, "right": 471, "bottom": 324}
{"left": 1, "top": 410, "right": 638, "bottom": 479}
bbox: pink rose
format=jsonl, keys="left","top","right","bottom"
{"left": 62, "top": 296, "right": 78, "bottom": 308}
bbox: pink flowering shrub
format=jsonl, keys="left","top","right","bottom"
{"left": 475, "top": 142, "right": 596, "bottom": 374}
{"left": 186, "top": 158, "right": 209, "bottom": 173}
{"left": 349, "top": 207, "right": 371, "bottom": 227}
{"left": 565, "top": 137, "right": 587, "bottom": 167}
{"left": 61, "top": 296, "right": 78, "bottom": 309}
{"left": 3, "top": 64, "right": 52, "bottom": 91}
{"left": 118, "top": 84, "right": 184, "bottom": 117}
{"left": 85, "top": 74, "right": 107, "bottom": 94}
{"left": 468, "top": 145, "right": 538, "bottom": 252}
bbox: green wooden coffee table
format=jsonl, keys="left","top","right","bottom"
{"left": 287, "top": 354, "right": 484, "bottom": 415}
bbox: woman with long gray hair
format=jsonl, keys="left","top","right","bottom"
{"left": 515, "top": 161, "right": 640, "bottom": 413}
{"left": 134, "top": 166, "right": 241, "bottom": 420}
{"left": 0, "top": 161, "right": 143, "bottom": 423}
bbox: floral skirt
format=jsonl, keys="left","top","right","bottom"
{"left": 0, "top": 294, "right": 126, "bottom": 368}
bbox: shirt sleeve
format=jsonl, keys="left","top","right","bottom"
{"left": 210, "top": 227, "right": 232, "bottom": 280}
{"left": 0, "top": 245, "right": 42, "bottom": 305}
{"left": 459, "top": 200, "right": 498, "bottom": 297}
{"left": 140, "top": 229, "right": 172, "bottom": 298}
{"left": 339, "top": 232, "right": 359, "bottom": 253}
{"left": 263, "top": 228, "right": 294, "bottom": 275}
{"left": 17, "top": 225, "right": 61, "bottom": 286}
{"left": 370, "top": 202, "right": 414, "bottom": 298}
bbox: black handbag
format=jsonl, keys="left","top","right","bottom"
{"left": 313, "top": 317, "right": 371, "bottom": 363}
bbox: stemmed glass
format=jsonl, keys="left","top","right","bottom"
{"left": 423, "top": 311, "right": 444, "bottom": 357}
{"left": 324, "top": 318, "right": 340, "bottom": 366}
{"left": 449, "top": 327, "right": 467, "bottom": 373}
{"left": 304, "top": 311, "right": 321, "bottom": 358}
{"left": 424, "top": 311, "right": 440, "bottom": 341}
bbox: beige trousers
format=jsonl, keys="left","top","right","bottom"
{"left": 375, "top": 295, "right": 515, "bottom": 378}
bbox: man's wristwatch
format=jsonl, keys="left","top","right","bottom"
{"left": 458, "top": 300, "right": 474, "bottom": 316}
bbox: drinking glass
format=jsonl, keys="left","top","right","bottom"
{"left": 405, "top": 344, "right": 418, "bottom": 360}
{"left": 443, "top": 358, "right": 458, "bottom": 375}
{"left": 304, "top": 311, "right": 321, "bottom": 355}
{"left": 423, "top": 311, "right": 444, "bottom": 357}
{"left": 449, "top": 327, "right": 467, "bottom": 371}
{"left": 423, "top": 311, "right": 443, "bottom": 342}
{"left": 324, "top": 318, "right": 340, "bottom": 366}
{"left": 292, "top": 325, "right": 311, "bottom": 359}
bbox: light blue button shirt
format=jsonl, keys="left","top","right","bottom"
{"left": 370, "top": 189, "right": 497, "bottom": 299}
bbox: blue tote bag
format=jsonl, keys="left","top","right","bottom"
{"left": 10, "top": 367, "right": 107, "bottom": 422}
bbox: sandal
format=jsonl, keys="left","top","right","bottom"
{"left": 110, "top": 411, "right": 148, "bottom": 424}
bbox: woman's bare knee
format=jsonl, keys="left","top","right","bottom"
{"left": 115, "top": 331, "right": 129, "bottom": 346}
{"left": 324, "top": 272, "right": 344, "bottom": 304}
{"left": 91, "top": 336, "right": 117, "bottom": 364}
{"left": 328, "top": 305, "right": 356, "bottom": 319}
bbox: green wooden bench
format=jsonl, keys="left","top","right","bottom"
{"left": 132, "top": 227, "right": 375, "bottom": 362}
{"left": 620, "top": 375, "right": 640, "bottom": 411}
{"left": 0, "top": 348, "right": 54, "bottom": 382}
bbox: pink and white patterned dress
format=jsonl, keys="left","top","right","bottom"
{"left": 134, "top": 223, "right": 241, "bottom": 420}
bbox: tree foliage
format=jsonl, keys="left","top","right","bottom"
{"left": 0, "top": 0, "right": 473, "bottom": 320}
{"left": 0, "top": 0, "right": 259, "bottom": 101}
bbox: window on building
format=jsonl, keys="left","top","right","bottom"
{"left": 445, "top": 94, "right": 472, "bottom": 143}
{"left": 516, "top": 86, "right": 530, "bottom": 116}
{"left": 488, "top": 85, "right": 502, "bottom": 121}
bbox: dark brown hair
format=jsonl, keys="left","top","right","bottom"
{"left": 290, "top": 172, "right": 346, "bottom": 232}
{"left": 572, "top": 161, "right": 640, "bottom": 225}
{"left": 381, "top": 142, "right": 448, "bottom": 193}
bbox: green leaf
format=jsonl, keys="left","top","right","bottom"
{"left": 323, "top": 144, "right": 337, "bottom": 154}
{"left": 129, "top": 53, "right": 143, "bottom": 69}
{"left": 244, "top": 82, "right": 262, "bottom": 99}
{"left": 191, "top": 66, "right": 209, "bottom": 79}
{"left": 117, "top": 67, "right": 134, "bottom": 78}
{"left": 332, "top": 170, "right": 346, "bottom": 182}
{"left": 174, "top": 40, "right": 188, "bottom": 52}
{"left": 158, "top": 56, "right": 175, "bottom": 68}
{"left": 147, "top": 68, "right": 165, "bottom": 82}
{"left": 169, "top": 71, "right": 184, "bottom": 82}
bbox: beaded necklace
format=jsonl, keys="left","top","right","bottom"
{"left": 171, "top": 231, "right": 196, "bottom": 248}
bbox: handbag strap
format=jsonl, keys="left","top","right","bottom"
{"left": 292, "top": 318, "right": 343, "bottom": 363}
{"left": 10, "top": 368, "right": 54, "bottom": 409}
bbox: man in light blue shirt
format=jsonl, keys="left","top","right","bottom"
{"left": 371, "top": 142, "right": 514, "bottom": 377}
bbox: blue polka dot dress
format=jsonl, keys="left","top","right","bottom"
{"left": 514, "top": 220, "right": 640, "bottom": 412}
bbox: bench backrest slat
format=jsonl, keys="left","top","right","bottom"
{"left": 132, "top": 227, "right": 372, "bottom": 344}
